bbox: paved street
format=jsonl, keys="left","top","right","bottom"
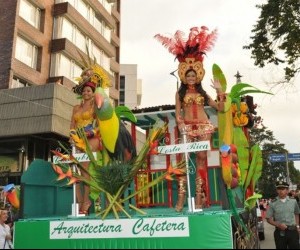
{"left": 260, "top": 219, "right": 276, "bottom": 249}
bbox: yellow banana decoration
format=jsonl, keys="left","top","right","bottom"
{"left": 231, "top": 103, "right": 238, "bottom": 114}
{"left": 239, "top": 113, "right": 249, "bottom": 126}
{"left": 240, "top": 102, "right": 248, "bottom": 113}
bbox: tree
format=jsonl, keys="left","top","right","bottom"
{"left": 244, "top": 0, "right": 300, "bottom": 82}
{"left": 249, "top": 124, "right": 300, "bottom": 198}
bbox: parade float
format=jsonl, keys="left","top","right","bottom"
{"left": 11, "top": 62, "right": 272, "bottom": 249}
{"left": 12, "top": 25, "right": 272, "bottom": 248}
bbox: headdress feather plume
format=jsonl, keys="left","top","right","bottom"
{"left": 73, "top": 48, "right": 112, "bottom": 95}
{"left": 154, "top": 26, "right": 218, "bottom": 63}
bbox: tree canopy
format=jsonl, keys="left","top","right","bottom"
{"left": 249, "top": 124, "right": 300, "bottom": 198}
{"left": 244, "top": 0, "right": 300, "bottom": 82}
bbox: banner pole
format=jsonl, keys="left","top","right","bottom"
{"left": 286, "top": 152, "right": 290, "bottom": 185}
{"left": 69, "top": 143, "right": 84, "bottom": 217}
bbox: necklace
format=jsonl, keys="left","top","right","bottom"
{"left": 187, "top": 85, "right": 195, "bottom": 90}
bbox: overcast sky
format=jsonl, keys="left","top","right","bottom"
{"left": 120, "top": 0, "right": 300, "bottom": 170}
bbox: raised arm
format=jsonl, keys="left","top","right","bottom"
{"left": 209, "top": 79, "right": 225, "bottom": 111}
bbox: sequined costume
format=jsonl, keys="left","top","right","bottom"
{"left": 182, "top": 91, "right": 215, "bottom": 138}
{"left": 185, "top": 121, "right": 215, "bottom": 138}
{"left": 73, "top": 107, "right": 96, "bottom": 138}
{"left": 155, "top": 26, "right": 221, "bottom": 212}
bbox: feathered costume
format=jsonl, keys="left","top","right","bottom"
{"left": 155, "top": 26, "right": 219, "bottom": 211}
{"left": 154, "top": 26, "right": 217, "bottom": 83}
{"left": 72, "top": 60, "right": 136, "bottom": 162}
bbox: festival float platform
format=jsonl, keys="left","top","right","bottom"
{"left": 14, "top": 206, "right": 238, "bottom": 249}
{"left": 12, "top": 140, "right": 260, "bottom": 249}
{"left": 13, "top": 91, "right": 263, "bottom": 249}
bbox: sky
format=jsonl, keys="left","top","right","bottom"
{"left": 119, "top": 0, "right": 300, "bottom": 170}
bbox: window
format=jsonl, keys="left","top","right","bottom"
{"left": 77, "top": 0, "right": 89, "bottom": 19}
{"left": 94, "top": 14, "right": 111, "bottom": 41}
{"left": 102, "top": 52, "right": 110, "bottom": 72}
{"left": 19, "top": 0, "right": 41, "bottom": 29}
{"left": 64, "top": 0, "right": 88, "bottom": 19}
{"left": 52, "top": 53, "right": 82, "bottom": 83}
{"left": 15, "top": 36, "right": 38, "bottom": 69}
{"left": 90, "top": 42, "right": 110, "bottom": 72}
{"left": 102, "top": 24, "right": 111, "bottom": 42}
{"left": 73, "top": 62, "right": 83, "bottom": 81}
{"left": 99, "top": 0, "right": 111, "bottom": 14}
{"left": 94, "top": 15, "right": 103, "bottom": 34}
{"left": 55, "top": 17, "right": 87, "bottom": 53}
{"left": 75, "top": 28, "right": 86, "bottom": 53}
{"left": 60, "top": 18, "right": 73, "bottom": 41}
{"left": 119, "top": 91, "right": 125, "bottom": 104}
{"left": 11, "top": 76, "right": 31, "bottom": 88}
{"left": 120, "top": 76, "right": 125, "bottom": 90}
{"left": 59, "top": 0, "right": 112, "bottom": 43}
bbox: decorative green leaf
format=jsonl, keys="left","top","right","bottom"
{"left": 245, "top": 145, "right": 263, "bottom": 192}
{"left": 96, "top": 161, "right": 132, "bottom": 195}
{"left": 115, "top": 106, "right": 137, "bottom": 123}
{"left": 212, "top": 63, "right": 227, "bottom": 92}
{"left": 227, "top": 189, "right": 249, "bottom": 235}
{"left": 235, "top": 89, "right": 273, "bottom": 97}
{"left": 230, "top": 83, "right": 273, "bottom": 99}
{"left": 230, "top": 83, "right": 258, "bottom": 99}
{"left": 244, "top": 193, "right": 262, "bottom": 210}
{"left": 252, "top": 152, "right": 263, "bottom": 186}
{"left": 233, "top": 127, "right": 249, "bottom": 186}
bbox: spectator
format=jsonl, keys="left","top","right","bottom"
{"left": 0, "top": 209, "right": 13, "bottom": 249}
{"left": 259, "top": 199, "right": 266, "bottom": 219}
{"left": 266, "top": 181, "right": 300, "bottom": 249}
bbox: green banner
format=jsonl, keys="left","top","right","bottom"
{"left": 14, "top": 212, "right": 233, "bottom": 249}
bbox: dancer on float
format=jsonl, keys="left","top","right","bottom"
{"left": 70, "top": 67, "right": 104, "bottom": 215}
{"left": 155, "top": 26, "right": 225, "bottom": 212}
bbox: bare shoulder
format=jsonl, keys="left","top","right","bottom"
{"left": 73, "top": 105, "right": 81, "bottom": 111}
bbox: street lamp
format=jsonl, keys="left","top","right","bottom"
{"left": 18, "top": 145, "right": 25, "bottom": 172}
{"left": 170, "top": 69, "right": 179, "bottom": 90}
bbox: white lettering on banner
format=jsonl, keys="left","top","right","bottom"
{"left": 50, "top": 217, "right": 189, "bottom": 239}
{"left": 158, "top": 141, "right": 210, "bottom": 155}
{"left": 52, "top": 152, "right": 97, "bottom": 164}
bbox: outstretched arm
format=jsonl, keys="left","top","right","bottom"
{"left": 210, "top": 79, "right": 225, "bottom": 111}
{"left": 210, "top": 78, "right": 222, "bottom": 94}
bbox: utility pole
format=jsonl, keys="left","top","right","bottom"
{"left": 170, "top": 69, "right": 179, "bottom": 90}
{"left": 285, "top": 152, "right": 290, "bottom": 185}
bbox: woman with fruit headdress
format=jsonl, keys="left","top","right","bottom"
{"left": 69, "top": 65, "right": 108, "bottom": 215}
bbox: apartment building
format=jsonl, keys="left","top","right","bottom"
{"left": 120, "top": 64, "right": 142, "bottom": 109}
{"left": 0, "top": 0, "right": 120, "bottom": 185}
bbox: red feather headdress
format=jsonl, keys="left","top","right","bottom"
{"left": 154, "top": 26, "right": 217, "bottom": 83}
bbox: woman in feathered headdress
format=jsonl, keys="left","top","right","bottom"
{"left": 155, "top": 26, "right": 225, "bottom": 212}
{"left": 70, "top": 65, "right": 107, "bottom": 215}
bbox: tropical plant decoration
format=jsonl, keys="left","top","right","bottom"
{"left": 213, "top": 63, "right": 272, "bottom": 193}
{"left": 213, "top": 63, "right": 272, "bottom": 234}
{"left": 52, "top": 122, "right": 185, "bottom": 220}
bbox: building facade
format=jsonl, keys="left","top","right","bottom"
{"left": 120, "top": 64, "right": 142, "bottom": 109}
{"left": 0, "top": 0, "right": 120, "bottom": 185}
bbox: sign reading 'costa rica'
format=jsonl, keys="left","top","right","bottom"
{"left": 158, "top": 141, "right": 210, "bottom": 155}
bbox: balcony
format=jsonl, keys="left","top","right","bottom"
{"left": 0, "top": 83, "right": 78, "bottom": 137}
